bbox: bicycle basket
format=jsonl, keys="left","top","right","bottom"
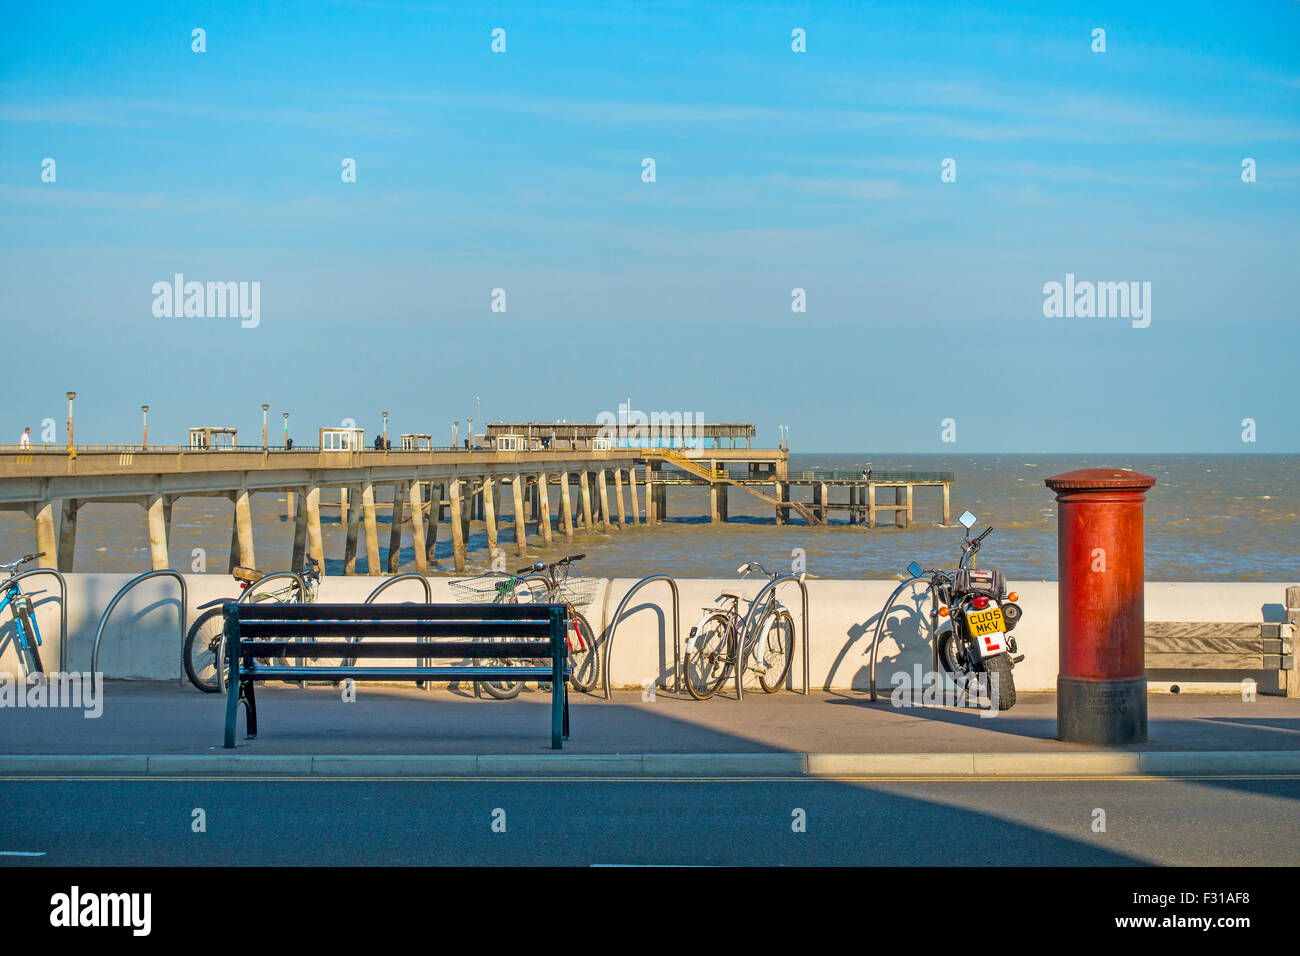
{"left": 553, "top": 574, "right": 599, "bottom": 608}
{"left": 448, "top": 573, "right": 523, "bottom": 604}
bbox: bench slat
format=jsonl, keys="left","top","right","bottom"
{"left": 1144, "top": 622, "right": 1260, "bottom": 642}
{"left": 1146, "top": 653, "right": 1267, "bottom": 669}
{"left": 237, "top": 640, "right": 556, "bottom": 659}
{"left": 244, "top": 666, "right": 562, "bottom": 680}
{"left": 230, "top": 602, "right": 560, "bottom": 621}
{"left": 236, "top": 620, "right": 554, "bottom": 639}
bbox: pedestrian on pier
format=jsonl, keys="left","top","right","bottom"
{"left": 19, "top": 427, "right": 31, "bottom": 448}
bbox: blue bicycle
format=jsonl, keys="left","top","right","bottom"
{"left": 1, "top": 552, "right": 46, "bottom": 676}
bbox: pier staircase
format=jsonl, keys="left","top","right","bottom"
{"left": 647, "top": 449, "right": 822, "bottom": 526}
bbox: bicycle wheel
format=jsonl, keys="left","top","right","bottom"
{"left": 757, "top": 609, "right": 795, "bottom": 693}
{"left": 183, "top": 607, "right": 225, "bottom": 693}
{"left": 685, "top": 613, "right": 735, "bottom": 700}
{"left": 478, "top": 636, "right": 526, "bottom": 700}
{"left": 566, "top": 611, "right": 600, "bottom": 693}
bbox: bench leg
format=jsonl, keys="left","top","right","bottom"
{"left": 243, "top": 679, "right": 259, "bottom": 739}
{"left": 223, "top": 666, "right": 239, "bottom": 749}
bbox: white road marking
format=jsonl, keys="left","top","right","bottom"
{"left": 0, "top": 851, "right": 45, "bottom": 857}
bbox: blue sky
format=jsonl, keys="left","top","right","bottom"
{"left": 1, "top": 0, "right": 1297, "bottom": 451}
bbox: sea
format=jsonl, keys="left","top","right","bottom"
{"left": 1, "top": 454, "right": 1294, "bottom": 582}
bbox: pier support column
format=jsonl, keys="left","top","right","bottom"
{"left": 361, "top": 483, "right": 380, "bottom": 574}
{"left": 613, "top": 469, "right": 626, "bottom": 530}
{"left": 849, "top": 486, "right": 857, "bottom": 525}
{"left": 597, "top": 469, "right": 612, "bottom": 532}
{"left": 31, "top": 500, "right": 58, "bottom": 570}
{"left": 285, "top": 490, "right": 295, "bottom": 522}
{"left": 482, "top": 477, "right": 499, "bottom": 557}
{"left": 303, "top": 486, "right": 323, "bottom": 570}
{"left": 511, "top": 475, "right": 528, "bottom": 556}
{"left": 386, "top": 484, "right": 404, "bottom": 573}
{"left": 146, "top": 494, "right": 169, "bottom": 570}
{"left": 812, "top": 484, "right": 824, "bottom": 524}
{"left": 655, "top": 480, "right": 667, "bottom": 520}
{"left": 710, "top": 482, "right": 725, "bottom": 523}
{"left": 906, "top": 484, "right": 914, "bottom": 527}
{"left": 234, "top": 489, "right": 255, "bottom": 570}
{"left": 537, "top": 473, "right": 553, "bottom": 545}
{"left": 868, "top": 484, "right": 876, "bottom": 529}
{"left": 896, "top": 486, "right": 907, "bottom": 529}
{"left": 774, "top": 481, "right": 787, "bottom": 525}
{"left": 579, "top": 472, "right": 594, "bottom": 532}
{"left": 449, "top": 480, "right": 467, "bottom": 572}
{"left": 559, "top": 472, "right": 574, "bottom": 540}
{"left": 57, "top": 499, "right": 79, "bottom": 571}
{"left": 291, "top": 489, "right": 307, "bottom": 569}
{"left": 343, "top": 486, "right": 362, "bottom": 574}
{"left": 426, "top": 483, "right": 441, "bottom": 568}
{"left": 628, "top": 466, "right": 641, "bottom": 525}
{"left": 943, "top": 482, "right": 951, "bottom": 526}
{"left": 408, "top": 480, "right": 429, "bottom": 574}
{"left": 459, "top": 481, "right": 472, "bottom": 553}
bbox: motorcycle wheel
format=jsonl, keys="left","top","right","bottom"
{"left": 979, "top": 654, "right": 1017, "bottom": 711}
{"left": 936, "top": 631, "right": 968, "bottom": 676}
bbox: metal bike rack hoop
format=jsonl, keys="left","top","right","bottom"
{"left": 90, "top": 569, "right": 188, "bottom": 683}
{"left": 600, "top": 575, "right": 681, "bottom": 700}
{"left": 735, "top": 574, "right": 811, "bottom": 701}
{"left": 867, "top": 574, "right": 930, "bottom": 702}
{"left": 365, "top": 573, "right": 432, "bottom": 680}
{"left": 12, "top": 568, "right": 68, "bottom": 672}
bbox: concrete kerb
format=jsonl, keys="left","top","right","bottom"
{"left": 1, "top": 751, "right": 1298, "bottom": 777}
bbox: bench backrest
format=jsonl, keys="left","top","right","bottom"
{"left": 222, "top": 602, "right": 567, "bottom": 665}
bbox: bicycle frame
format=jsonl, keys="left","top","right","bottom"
{"left": 0, "top": 581, "right": 42, "bottom": 668}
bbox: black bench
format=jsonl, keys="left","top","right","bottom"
{"left": 222, "top": 602, "right": 571, "bottom": 749}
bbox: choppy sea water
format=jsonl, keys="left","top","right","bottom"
{"left": 0, "top": 454, "right": 1294, "bottom": 582}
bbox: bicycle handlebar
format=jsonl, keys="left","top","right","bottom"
{"left": 0, "top": 552, "right": 43, "bottom": 572}
{"left": 516, "top": 554, "right": 585, "bottom": 575}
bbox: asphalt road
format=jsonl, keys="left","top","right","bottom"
{"left": 3, "top": 774, "right": 1297, "bottom": 866}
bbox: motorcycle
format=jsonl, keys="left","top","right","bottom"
{"left": 904, "top": 510, "right": 1024, "bottom": 710}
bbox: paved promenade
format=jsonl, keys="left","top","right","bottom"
{"left": 2, "top": 681, "right": 1298, "bottom": 767}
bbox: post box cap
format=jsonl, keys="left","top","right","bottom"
{"left": 1044, "top": 468, "right": 1156, "bottom": 493}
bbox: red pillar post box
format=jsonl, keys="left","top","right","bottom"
{"left": 1044, "top": 468, "right": 1156, "bottom": 744}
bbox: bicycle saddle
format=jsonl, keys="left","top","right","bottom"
{"left": 232, "top": 566, "right": 264, "bottom": 584}
{"left": 720, "top": 589, "right": 744, "bottom": 600}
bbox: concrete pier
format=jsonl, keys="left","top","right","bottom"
{"left": 511, "top": 474, "right": 528, "bottom": 556}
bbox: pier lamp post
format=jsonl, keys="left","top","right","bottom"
{"left": 66, "top": 392, "right": 76, "bottom": 449}
{"left": 282, "top": 412, "right": 289, "bottom": 449}
{"left": 382, "top": 411, "right": 388, "bottom": 449}
{"left": 468, "top": 417, "right": 473, "bottom": 452}
{"left": 141, "top": 405, "right": 149, "bottom": 448}
{"left": 261, "top": 404, "right": 269, "bottom": 450}
{"left": 453, "top": 421, "right": 459, "bottom": 449}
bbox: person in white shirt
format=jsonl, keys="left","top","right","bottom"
{"left": 19, "top": 427, "right": 31, "bottom": 448}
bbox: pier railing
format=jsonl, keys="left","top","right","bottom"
{"left": 788, "top": 470, "right": 954, "bottom": 483}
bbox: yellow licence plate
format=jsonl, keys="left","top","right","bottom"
{"left": 966, "top": 606, "right": 1006, "bottom": 636}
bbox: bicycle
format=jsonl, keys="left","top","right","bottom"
{"left": 449, "top": 554, "right": 600, "bottom": 698}
{"left": 683, "top": 560, "right": 796, "bottom": 700}
{"left": 1, "top": 552, "right": 47, "bottom": 676}
{"left": 183, "top": 556, "right": 323, "bottom": 693}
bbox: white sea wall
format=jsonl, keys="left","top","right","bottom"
{"left": 0, "top": 573, "right": 1291, "bottom": 694}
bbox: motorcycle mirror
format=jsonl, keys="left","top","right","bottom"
{"left": 958, "top": 510, "right": 977, "bottom": 529}
{"left": 906, "top": 561, "right": 924, "bottom": 578}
